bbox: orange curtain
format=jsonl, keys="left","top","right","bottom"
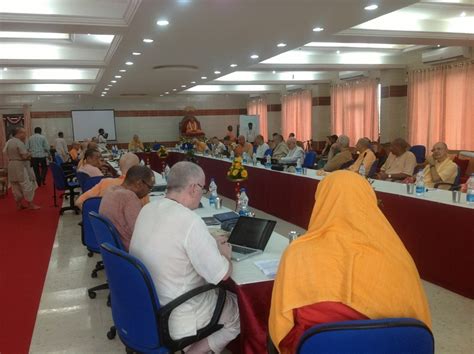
{"left": 331, "top": 79, "right": 379, "bottom": 145}
{"left": 408, "top": 62, "right": 473, "bottom": 151}
{"left": 281, "top": 90, "right": 312, "bottom": 142}
{"left": 247, "top": 97, "right": 268, "bottom": 140}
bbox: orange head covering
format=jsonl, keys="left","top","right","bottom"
{"left": 269, "top": 170, "right": 431, "bottom": 350}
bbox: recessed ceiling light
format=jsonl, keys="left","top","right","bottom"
{"left": 104, "top": 88, "right": 110, "bottom": 91}
{"left": 160, "top": 94, "right": 163, "bottom": 97}
{"left": 172, "top": 88, "right": 177, "bottom": 91}
{"left": 250, "top": 54, "right": 259, "bottom": 59}
{"left": 230, "top": 64, "right": 238, "bottom": 68}
{"left": 143, "top": 38, "right": 154, "bottom": 43}
{"left": 3, "top": 67, "right": 7, "bottom": 71}
{"left": 157, "top": 20, "right": 170, "bottom": 26}
{"left": 272, "top": 70, "right": 276, "bottom": 74}
{"left": 277, "top": 43, "right": 287, "bottom": 48}
{"left": 107, "top": 84, "right": 113, "bottom": 87}
{"left": 364, "top": 4, "right": 378, "bottom": 11}
{"left": 214, "top": 70, "right": 221, "bottom": 74}
{"left": 201, "top": 76, "right": 207, "bottom": 79}
{"left": 460, "top": 12, "right": 466, "bottom": 17}
{"left": 437, "top": 44, "right": 441, "bottom": 47}
{"left": 111, "top": 80, "right": 117, "bottom": 83}
{"left": 312, "top": 27, "right": 324, "bottom": 32}
{"left": 114, "top": 75, "right": 122, "bottom": 78}
{"left": 119, "top": 69, "right": 126, "bottom": 72}
{"left": 336, "top": 50, "right": 341, "bottom": 54}
{"left": 132, "top": 52, "right": 141, "bottom": 56}
{"left": 165, "top": 91, "right": 170, "bottom": 94}
{"left": 102, "top": 91, "right": 107, "bottom": 94}
{"left": 191, "top": 81, "right": 196, "bottom": 84}
{"left": 125, "top": 61, "right": 133, "bottom": 65}
{"left": 181, "top": 85, "right": 187, "bottom": 88}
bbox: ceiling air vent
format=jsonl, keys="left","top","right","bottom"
{"left": 120, "top": 93, "right": 147, "bottom": 97}
{"left": 153, "top": 65, "right": 199, "bottom": 71}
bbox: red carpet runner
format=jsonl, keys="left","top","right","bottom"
{"left": 0, "top": 176, "right": 61, "bottom": 354}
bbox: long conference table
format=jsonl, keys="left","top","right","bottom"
{"left": 135, "top": 150, "right": 473, "bottom": 354}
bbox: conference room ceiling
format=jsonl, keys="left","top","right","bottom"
{"left": 0, "top": 0, "right": 473, "bottom": 99}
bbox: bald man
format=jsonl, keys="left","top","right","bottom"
{"left": 75, "top": 152, "right": 148, "bottom": 208}
{"left": 423, "top": 142, "right": 458, "bottom": 189}
{"left": 377, "top": 138, "right": 416, "bottom": 181}
{"left": 279, "top": 137, "right": 305, "bottom": 164}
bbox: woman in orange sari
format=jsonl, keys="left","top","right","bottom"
{"left": 269, "top": 170, "right": 431, "bottom": 353}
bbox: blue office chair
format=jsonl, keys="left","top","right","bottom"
{"left": 99, "top": 242, "right": 227, "bottom": 352}
{"left": 410, "top": 145, "right": 427, "bottom": 164}
{"left": 303, "top": 151, "right": 317, "bottom": 168}
{"left": 89, "top": 211, "right": 125, "bottom": 251}
{"left": 76, "top": 171, "right": 90, "bottom": 190}
{"left": 152, "top": 143, "right": 162, "bottom": 151}
{"left": 77, "top": 172, "right": 104, "bottom": 192}
{"left": 434, "top": 165, "right": 462, "bottom": 191}
{"left": 264, "top": 148, "right": 273, "bottom": 157}
{"left": 81, "top": 197, "right": 109, "bottom": 300}
{"left": 367, "top": 159, "right": 380, "bottom": 178}
{"left": 297, "top": 318, "right": 434, "bottom": 354}
{"left": 50, "top": 162, "right": 80, "bottom": 214}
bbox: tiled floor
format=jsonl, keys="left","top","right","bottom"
{"left": 30, "top": 197, "right": 473, "bottom": 353}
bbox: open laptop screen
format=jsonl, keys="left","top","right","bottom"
{"left": 228, "top": 216, "right": 276, "bottom": 250}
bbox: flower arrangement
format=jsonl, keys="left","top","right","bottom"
{"left": 156, "top": 145, "right": 168, "bottom": 158}
{"left": 227, "top": 157, "right": 248, "bottom": 181}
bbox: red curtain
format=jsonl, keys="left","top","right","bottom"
{"left": 247, "top": 97, "right": 268, "bottom": 140}
{"left": 281, "top": 90, "right": 312, "bottom": 142}
{"left": 408, "top": 62, "right": 473, "bottom": 150}
{"left": 331, "top": 79, "right": 379, "bottom": 145}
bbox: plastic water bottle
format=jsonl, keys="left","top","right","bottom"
{"left": 265, "top": 155, "right": 272, "bottom": 168}
{"left": 415, "top": 170, "right": 425, "bottom": 196}
{"left": 238, "top": 188, "right": 249, "bottom": 216}
{"left": 164, "top": 164, "right": 171, "bottom": 181}
{"left": 252, "top": 154, "right": 257, "bottom": 166}
{"left": 230, "top": 150, "right": 235, "bottom": 160}
{"left": 242, "top": 152, "right": 248, "bottom": 163}
{"left": 296, "top": 158, "right": 303, "bottom": 174}
{"left": 467, "top": 174, "right": 474, "bottom": 204}
{"left": 358, "top": 163, "right": 366, "bottom": 177}
{"left": 209, "top": 178, "right": 218, "bottom": 206}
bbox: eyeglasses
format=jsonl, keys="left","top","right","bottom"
{"left": 196, "top": 183, "right": 208, "bottom": 194}
{"left": 142, "top": 179, "right": 154, "bottom": 191}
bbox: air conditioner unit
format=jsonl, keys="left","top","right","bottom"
{"left": 338, "top": 71, "right": 369, "bottom": 81}
{"left": 422, "top": 46, "right": 471, "bottom": 64}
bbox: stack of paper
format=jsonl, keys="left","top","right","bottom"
{"left": 254, "top": 259, "right": 280, "bottom": 279}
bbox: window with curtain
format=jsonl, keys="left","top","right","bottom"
{"left": 331, "top": 79, "right": 380, "bottom": 146}
{"left": 408, "top": 62, "right": 473, "bottom": 151}
{"left": 247, "top": 97, "right": 268, "bottom": 140}
{"left": 281, "top": 89, "right": 312, "bottom": 142}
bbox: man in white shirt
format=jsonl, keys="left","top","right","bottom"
{"left": 130, "top": 161, "right": 240, "bottom": 353}
{"left": 55, "top": 131, "right": 69, "bottom": 162}
{"left": 254, "top": 134, "right": 270, "bottom": 159}
{"left": 279, "top": 137, "right": 305, "bottom": 164}
{"left": 245, "top": 122, "right": 256, "bottom": 143}
{"left": 97, "top": 128, "right": 108, "bottom": 152}
{"left": 211, "top": 136, "right": 226, "bottom": 155}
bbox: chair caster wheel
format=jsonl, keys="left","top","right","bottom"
{"left": 87, "top": 252, "right": 93, "bottom": 257}
{"left": 88, "top": 291, "right": 96, "bottom": 299}
{"left": 107, "top": 326, "right": 116, "bottom": 340}
{"left": 91, "top": 270, "right": 98, "bottom": 278}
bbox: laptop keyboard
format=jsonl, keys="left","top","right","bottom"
{"left": 232, "top": 245, "right": 255, "bottom": 254}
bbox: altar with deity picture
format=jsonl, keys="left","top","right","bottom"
{"left": 179, "top": 106, "right": 205, "bottom": 138}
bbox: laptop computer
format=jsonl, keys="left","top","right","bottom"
{"left": 228, "top": 216, "right": 276, "bottom": 262}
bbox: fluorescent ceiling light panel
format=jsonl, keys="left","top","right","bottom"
{"left": 156, "top": 20, "right": 170, "bottom": 26}
{"left": 88, "top": 34, "right": 114, "bottom": 44}
{"left": 0, "top": 68, "right": 99, "bottom": 81}
{"left": 186, "top": 85, "right": 272, "bottom": 92}
{"left": 305, "top": 42, "right": 413, "bottom": 49}
{"left": 0, "top": 83, "right": 94, "bottom": 93}
{"left": 216, "top": 71, "right": 327, "bottom": 82}
{"left": 364, "top": 4, "right": 379, "bottom": 11}
{"left": 0, "top": 31, "right": 69, "bottom": 39}
{"left": 143, "top": 38, "right": 154, "bottom": 43}
{"left": 312, "top": 27, "right": 324, "bottom": 32}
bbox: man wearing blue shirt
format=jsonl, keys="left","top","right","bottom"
{"left": 27, "top": 127, "right": 50, "bottom": 185}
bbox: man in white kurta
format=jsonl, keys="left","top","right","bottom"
{"left": 130, "top": 161, "right": 239, "bottom": 353}
{"left": 279, "top": 137, "right": 305, "bottom": 164}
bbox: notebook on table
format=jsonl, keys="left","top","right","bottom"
{"left": 228, "top": 216, "right": 276, "bottom": 262}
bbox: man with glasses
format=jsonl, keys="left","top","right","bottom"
{"left": 99, "top": 165, "right": 154, "bottom": 251}
{"left": 131, "top": 161, "right": 240, "bottom": 353}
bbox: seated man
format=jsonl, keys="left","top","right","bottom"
{"left": 323, "top": 135, "right": 352, "bottom": 172}
{"left": 233, "top": 135, "right": 253, "bottom": 158}
{"left": 211, "top": 136, "right": 226, "bottom": 155}
{"left": 128, "top": 134, "right": 144, "bottom": 152}
{"left": 75, "top": 153, "right": 146, "bottom": 209}
{"left": 130, "top": 162, "right": 240, "bottom": 353}
{"left": 377, "top": 138, "right": 416, "bottom": 181}
{"left": 255, "top": 134, "right": 270, "bottom": 159}
{"left": 77, "top": 149, "right": 103, "bottom": 177}
{"left": 99, "top": 165, "right": 154, "bottom": 251}
{"left": 348, "top": 138, "right": 376, "bottom": 176}
{"left": 272, "top": 134, "right": 289, "bottom": 160}
{"left": 193, "top": 138, "right": 209, "bottom": 153}
{"left": 423, "top": 142, "right": 458, "bottom": 189}
{"left": 279, "top": 137, "right": 305, "bottom": 164}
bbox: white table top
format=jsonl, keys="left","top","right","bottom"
{"left": 170, "top": 150, "right": 474, "bottom": 210}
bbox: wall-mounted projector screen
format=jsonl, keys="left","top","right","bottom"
{"left": 71, "top": 110, "right": 117, "bottom": 141}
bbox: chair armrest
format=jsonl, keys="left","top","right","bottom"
{"left": 433, "top": 182, "right": 460, "bottom": 190}
{"left": 158, "top": 284, "right": 226, "bottom": 351}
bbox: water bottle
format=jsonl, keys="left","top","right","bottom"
{"left": 230, "top": 150, "right": 235, "bottom": 160}
{"left": 296, "top": 158, "right": 303, "bottom": 174}
{"left": 164, "top": 164, "right": 171, "bottom": 181}
{"left": 239, "top": 188, "right": 249, "bottom": 216}
{"left": 358, "top": 163, "right": 366, "bottom": 177}
{"left": 252, "top": 154, "right": 257, "bottom": 166}
{"left": 415, "top": 170, "right": 425, "bottom": 196}
{"left": 209, "top": 178, "right": 218, "bottom": 206}
{"left": 467, "top": 174, "right": 474, "bottom": 204}
{"left": 265, "top": 154, "right": 271, "bottom": 168}
{"left": 242, "top": 152, "right": 248, "bottom": 163}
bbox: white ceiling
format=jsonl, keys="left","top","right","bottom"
{"left": 0, "top": 0, "right": 473, "bottom": 99}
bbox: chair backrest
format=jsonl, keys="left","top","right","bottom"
{"left": 82, "top": 176, "right": 104, "bottom": 192}
{"left": 340, "top": 160, "right": 354, "bottom": 169}
{"left": 410, "top": 145, "right": 426, "bottom": 164}
{"left": 81, "top": 197, "right": 102, "bottom": 252}
{"left": 49, "top": 162, "right": 66, "bottom": 190}
{"left": 76, "top": 172, "right": 90, "bottom": 190}
{"left": 264, "top": 148, "right": 273, "bottom": 157}
{"left": 89, "top": 211, "right": 125, "bottom": 251}
{"left": 303, "top": 151, "right": 317, "bottom": 168}
{"left": 100, "top": 242, "right": 164, "bottom": 352}
{"left": 453, "top": 165, "right": 461, "bottom": 187}
{"left": 367, "top": 159, "right": 380, "bottom": 178}
{"left": 453, "top": 156, "right": 469, "bottom": 177}
{"left": 297, "top": 318, "right": 434, "bottom": 354}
